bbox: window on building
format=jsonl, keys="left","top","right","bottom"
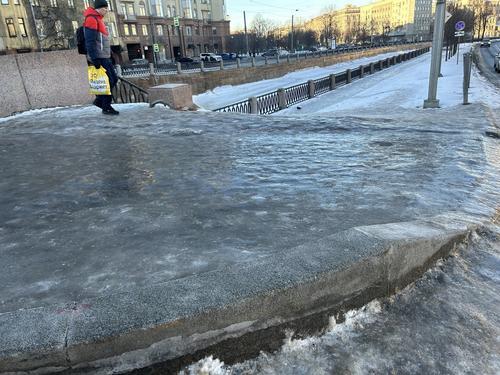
{"left": 166, "top": 6, "right": 171, "bottom": 17}
{"left": 154, "top": 1, "right": 163, "bottom": 17}
{"left": 193, "top": 8, "right": 197, "bottom": 19}
{"left": 68, "top": 0, "right": 74, "bottom": 7}
{"left": 212, "top": 27, "right": 216, "bottom": 35}
{"left": 127, "top": 3, "right": 135, "bottom": 16}
{"left": 1, "top": 0, "right": 9, "bottom": 5}
{"left": 124, "top": 24, "right": 130, "bottom": 36}
{"left": 131, "top": 24, "right": 137, "bottom": 35}
{"left": 139, "top": 2, "right": 146, "bottom": 16}
{"left": 6, "top": 18, "right": 16, "bottom": 37}
{"left": 83, "top": 0, "right": 89, "bottom": 8}
{"left": 55, "top": 20, "right": 62, "bottom": 36}
{"left": 142, "top": 24, "right": 148, "bottom": 35}
{"left": 195, "top": 26, "right": 199, "bottom": 35}
{"left": 35, "top": 19, "right": 44, "bottom": 36}
{"left": 156, "top": 24, "right": 163, "bottom": 35}
{"left": 172, "top": 6, "right": 176, "bottom": 16}
{"left": 32, "top": 0, "right": 40, "bottom": 6}
{"left": 186, "top": 26, "right": 192, "bottom": 35}
{"left": 14, "top": 0, "right": 20, "bottom": 5}
{"left": 17, "top": 17, "right": 27, "bottom": 36}
{"left": 72, "top": 20, "right": 78, "bottom": 32}
{"left": 109, "top": 22, "right": 117, "bottom": 37}
{"left": 50, "top": 0, "right": 57, "bottom": 7}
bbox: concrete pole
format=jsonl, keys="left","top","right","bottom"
{"left": 244, "top": 11, "right": 249, "bottom": 56}
{"left": 291, "top": 15, "right": 294, "bottom": 52}
{"left": 463, "top": 52, "right": 471, "bottom": 105}
{"left": 424, "top": 0, "right": 446, "bottom": 109}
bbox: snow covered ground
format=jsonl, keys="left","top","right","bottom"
{"left": 193, "top": 45, "right": 499, "bottom": 114}
{"left": 193, "top": 50, "right": 411, "bottom": 110}
{"left": 278, "top": 44, "right": 500, "bottom": 115}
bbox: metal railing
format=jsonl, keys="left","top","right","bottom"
{"left": 118, "top": 41, "right": 429, "bottom": 78}
{"left": 112, "top": 77, "right": 149, "bottom": 104}
{"left": 214, "top": 47, "right": 430, "bottom": 115}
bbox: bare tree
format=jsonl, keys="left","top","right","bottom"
{"left": 468, "top": 0, "right": 494, "bottom": 39}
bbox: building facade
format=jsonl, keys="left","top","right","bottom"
{"left": 0, "top": 0, "right": 230, "bottom": 61}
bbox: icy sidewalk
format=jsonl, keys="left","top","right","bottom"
{"left": 278, "top": 45, "right": 500, "bottom": 115}
{"left": 193, "top": 50, "right": 413, "bottom": 110}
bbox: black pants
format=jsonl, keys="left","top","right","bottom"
{"left": 93, "top": 58, "right": 118, "bottom": 110}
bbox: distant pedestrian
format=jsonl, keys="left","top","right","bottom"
{"left": 83, "top": 0, "right": 119, "bottom": 115}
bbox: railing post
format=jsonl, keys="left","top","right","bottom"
{"left": 359, "top": 65, "right": 364, "bottom": 78}
{"left": 236, "top": 58, "right": 241, "bottom": 68}
{"left": 346, "top": 69, "right": 352, "bottom": 83}
{"left": 392, "top": 56, "right": 397, "bottom": 65}
{"left": 329, "top": 74, "right": 336, "bottom": 90}
{"left": 219, "top": 60, "right": 224, "bottom": 70}
{"left": 249, "top": 96, "right": 258, "bottom": 114}
{"left": 200, "top": 60, "right": 205, "bottom": 72}
{"left": 277, "top": 88, "right": 287, "bottom": 110}
{"left": 251, "top": 57, "right": 256, "bottom": 67}
{"left": 276, "top": 55, "right": 280, "bottom": 64}
{"left": 370, "top": 62, "right": 375, "bottom": 74}
{"left": 308, "top": 80, "right": 315, "bottom": 98}
{"left": 286, "top": 55, "right": 290, "bottom": 64}
{"left": 265, "top": 56, "right": 268, "bottom": 65}
{"left": 115, "top": 64, "right": 123, "bottom": 77}
{"left": 176, "top": 62, "right": 182, "bottom": 74}
{"left": 296, "top": 53, "right": 299, "bottom": 61}
{"left": 149, "top": 63, "right": 155, "bottom": 76}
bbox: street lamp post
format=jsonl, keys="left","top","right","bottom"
{"left": 291, "top": 9, "right": 298, "bottom": 52}
{"left": 423, "top": 0, "right": 446, "bottom": 109}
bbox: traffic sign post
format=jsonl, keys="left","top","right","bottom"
{"left": 455, "top": 21, "right": 465, "bottom": 31}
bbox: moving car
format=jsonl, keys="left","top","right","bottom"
{"left": 261, "top": 49, "right": 289, "bottom": 57}
{"left": 200, "top": 53, "right": 222, "bottom": 62}
{"left": 480, "top": 38, "right": 491, "bottom": 47}
{"left": 176, "top": 57, "right": 195, "bottom": 63}
{"left": 131, "top": 58, "right": 149, "bottom": 65}
{"left": 494, "top": 52, "right": 500, "bottom": 73}
{"left": 220, "top": 53, "right": 237, "bottom": 60}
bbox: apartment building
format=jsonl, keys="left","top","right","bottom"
{"left": 0, "top": 0, "right": 230, "bottom": 61}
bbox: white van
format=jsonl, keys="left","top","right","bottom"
{"left": 200, "top": 53, "right": 222, "bottom": 62}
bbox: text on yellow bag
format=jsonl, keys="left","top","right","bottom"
{"left": 88, "top": 66, "right": 111, "bottom": 96}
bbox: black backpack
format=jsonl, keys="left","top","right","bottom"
{"left": 76, "top": 15, "right": 98, "bottom": 54}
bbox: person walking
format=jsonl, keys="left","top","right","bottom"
{"left": 83, "top": 0, "right": 119, "bottom": 115}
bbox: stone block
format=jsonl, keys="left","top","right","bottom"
{"left": 0, "top": 55, "right": 30, "bottom": 117}
{"left": 148, "top": 83, "right": 194, "bottom": 110}
{"left": 15, "top": 50, "right": 92, "bottom": 110}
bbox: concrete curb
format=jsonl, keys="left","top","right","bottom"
{"left": 0, "top": 211, "right": 485, "bottom": 374}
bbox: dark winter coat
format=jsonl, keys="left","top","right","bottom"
{"left": 83, "top": 7, "right": 111, "bottom": 61}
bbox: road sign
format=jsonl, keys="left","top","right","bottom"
{"left": 153, "top": 43, "right": 159, "bottom": 53}
{"left": 454, "top": 31, "right": 465, "bottom": 37}
{"left": 173, "top": 17, "right": 180, "bottom": 27}
{"left": 445, "top": 10, "right": 452, "bottom": 23}
{"left": 455, "top": 21, "right": 465, "bottom": 31}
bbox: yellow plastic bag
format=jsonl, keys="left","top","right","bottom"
{"left": 88, "top": 66, "right": 111, "bottom": 96}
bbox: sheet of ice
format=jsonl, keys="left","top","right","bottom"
{"left": 193, "top": 50, "right": 409, "bottom": 110}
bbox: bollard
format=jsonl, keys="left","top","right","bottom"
{"left": 149, "top": 63, "right": 155, "bottom": 75}
{"left": 200, "top": 60, "right": 205, "bottom": 72}
{"left": 219, "top": 60, "right": 224, "bottom": 70}
{"left": 463, "top": 52, "right": 471, "bottom": 105}
{"left": 115, "top": 64, "right": 123, "bottom": 77}
{"left": 359, "top": 65, "right": 364, "bottom": 78}
{"left": 346, "top": 69, "right": 352, "bottom": 83}
{"left": 236, "top": 58, "right": 241, "bottom": 68}
{"left": 176, "top": 62, "right": 182, "bottom": 74}
{"left": 251, "top": 57, "right": 256, "bottom": 67}
{"left": 329, "top": 74, "right": 336, "bottom": 90}
{"left": 370, "top": 62, "right": 375, "bottom": 74}
{"left": 277, "top": 88, "right": 287, "bottom": 110}
{"left": 249, "top": 96, "right": 258, "bottom": 114}
{"left": 308, "top": 80, "right": 315, "bottom": 98}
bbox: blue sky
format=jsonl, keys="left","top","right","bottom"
{"left": 227, "top": 0, "right": 371, "bottom": 31}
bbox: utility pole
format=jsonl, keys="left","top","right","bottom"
{"left": 423, "top": 0, "right": 446, "bottom": 109}
{"left": 145, "top": 0, "right": 157, "bottom": 65}
{"left": 243, "top": 11, "right": 249, "bottom": 55}
{"left": 291, "top": 14, "right": 294, "bottom": 52}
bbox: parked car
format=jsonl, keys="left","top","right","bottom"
{"left": 176, "top": 57, "right": 195, "bottom": 63}
{"left": 200, "top": 53, "right": 222, "bottom": 62}
{"left": 131, "top": 58, "right": 149, "bottom": 65}
{"left": 261, "top": 49, "right": 289, "bottom": 57}
{"left": 494, "top": 52, "right": 500, "bottom": 73}
{"left": 220, "top": 53, "right": 237, "bottom": 60}
{"left": 480, "top": 38, "right": 491, "bottom": 47}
